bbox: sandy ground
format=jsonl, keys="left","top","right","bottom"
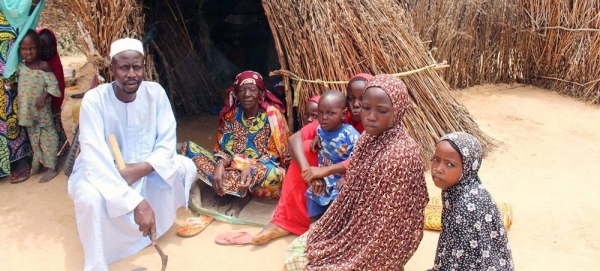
{"left": 1, "top": 57, "right": 599, "bottom": 270}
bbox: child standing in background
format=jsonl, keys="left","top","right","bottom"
{"left": 305, "top": 90, "right": 359, "bottom": 222}
{"left": 36, "top": 28, "right": 69, "bottom": 156}
{"left": 17, "top": 30, "right": 61, "bottom": 183}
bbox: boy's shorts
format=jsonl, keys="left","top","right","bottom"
{"left": 307, "top": 198, "right": 331, "bottom": 218}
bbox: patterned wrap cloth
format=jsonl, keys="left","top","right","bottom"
{"left": 305, "top": 74, "right": 428, "bottom": 270}
{"left": 0, "top": 9, "right": 31, "bottom": 177}
{"left": 183, "top": 71, "right": 290, "bottom": 198}
{"left": 430, "top": 132, "right": 514, "bottom": 271}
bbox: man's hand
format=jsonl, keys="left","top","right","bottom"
{"left": 134, "top": 199, "right": 156, "bottom": 243}
{"left": 310, "top": 179, "right": 326, "bottom": 196}
{"left": 310, "top": 137, "right": 321, "bottom": 153}
{"left": 302, "top": 166, "right": 329, "bottom": 183}
{"left": 119, "top": 162, "right": 153, "bottom": 186}
{"left": 35, "top": 92, "right": 48, "bottom": 110}
{"left": 237, "top": 166, "right": 254, "bottom": 197}
{"left": 212, "top": 162, "right": 226, "bottom": 196}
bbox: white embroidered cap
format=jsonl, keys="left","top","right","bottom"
{"left": 109, "top": 38, "right": 144, "bottom": 59}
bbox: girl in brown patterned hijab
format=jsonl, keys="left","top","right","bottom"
{"left": 305, "top": 74, "right": 428, "bottom": 270}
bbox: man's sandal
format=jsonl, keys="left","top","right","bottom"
{"left": 176, "top": 215, "right": 215, "bottom": 238}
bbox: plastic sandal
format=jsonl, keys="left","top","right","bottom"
{"left": 214, "top": 232, "right": 254, "bottom": 246}
{"left": 176, "top": 215, "right": 214, "bottom": 238}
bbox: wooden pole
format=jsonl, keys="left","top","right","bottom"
{"left": 261, "top": 0, "right": 294, "bottom": 130}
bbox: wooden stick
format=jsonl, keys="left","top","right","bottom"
{"left": 532, "top": 26, "right": 600, "bottom": 32}
{"left": 107, "top": 134, "right": 126, "bottom": 171}
{"left": 262, "top": 0, "right": 294, "bottom": 130}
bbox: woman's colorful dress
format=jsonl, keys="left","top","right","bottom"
{"left": 183, "top": 105, "right": 288, "bottom": 199}
{"left": 0, "top": 10, "right": 31, "bottom": 177}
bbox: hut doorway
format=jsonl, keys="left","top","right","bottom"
{"left": 202, "top": 0, "right": 280, "bottom": 88}
{"left": 143, "top": 0, "right": 281, "bottom": 116}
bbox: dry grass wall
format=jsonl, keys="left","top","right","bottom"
{"left": 406, "top": 0, "right": 600, "bottom": 102}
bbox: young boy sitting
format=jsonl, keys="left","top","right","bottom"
{"left": 306, "top": 90, "right": 360, "bottom": 222}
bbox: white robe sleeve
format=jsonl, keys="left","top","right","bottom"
{"left": 144, "top": 87, "right": 178, "bottom": 186}
{"left": 78, "top": 91, "right": 144, "bottom": 218}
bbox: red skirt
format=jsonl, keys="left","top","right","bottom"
{"left": 271, "top": 140, "right": 318, "bottom": 235}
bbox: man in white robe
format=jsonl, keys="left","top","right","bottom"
{"left": 68, "top": 38, "right": 197, "bottom": 271}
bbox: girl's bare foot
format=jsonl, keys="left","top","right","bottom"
{"left": 252, "top": 223, "right": 290, "bottom": 245}
{"left": 39, "top": 168, "right": 58, "bottom": 183}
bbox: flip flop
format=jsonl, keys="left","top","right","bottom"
{"left": 177, "top": 215, "right": 215, "bottom": 238}
{"left": 215, "top": 232, "right": 254, "bottom": 246}
{"left": 10, "top": 168, "right": 31, "bottom": 184}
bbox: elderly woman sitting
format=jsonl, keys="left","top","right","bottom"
{"left": 182, "top": 71, "right": 290, "bottom": 199}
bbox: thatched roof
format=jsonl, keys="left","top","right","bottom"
{"left": 263, "top": 0, "right": 495, "bottom": 164}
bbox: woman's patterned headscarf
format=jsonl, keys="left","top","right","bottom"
{"left": 363, "top": 73, "right": 409, "bottom": 131}
{"left": 431, "top": 132, "right": 514, "bottom": 270}
{"left": 218, "top": 70, "right": 285, "bottom": 131}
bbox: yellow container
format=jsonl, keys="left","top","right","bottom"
{"left": 424, "top": 196, "right": 513, "bottom": 231}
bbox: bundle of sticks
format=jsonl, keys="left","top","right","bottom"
{"left": 262, "top": 0, "right": 496, "bottom": 165}
{"left": 65, "top": 0, "right": 145, "bottom": 82}
{"left": 406, "top": 0, "right": 600, "bottom": 102}
{"left": 144, "top": 0, "right": 221, "bottom": 116}
{"left": 406, "top": 0, "right": 526, "bottom": 89}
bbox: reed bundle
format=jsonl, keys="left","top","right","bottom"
{"left": 262, "top": 0, "right": 496, "bottom": 164}
{"left": 520, "top": 0, "right": 600, "bottom": 102}
{"left": 65, "top": 0, "right": 145, "bottom": 81}
{"left": 144, "top": 0, "right": 220, "bottom": 116}
{"left": 406, "top": 0, "right": 527, "bottom": 89}
{"left": 405, "top": 0, "right": 600, "bottom": 102}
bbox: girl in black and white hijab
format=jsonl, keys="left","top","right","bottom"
{"left": 430, "top": 132, "right": 514, "bottom": 271}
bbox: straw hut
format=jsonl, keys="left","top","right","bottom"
{"left": 67, "top": 0, "right": 495, "bottom": 164}
{"left": 406, "top": 0, "right": 600, "bottom": 103}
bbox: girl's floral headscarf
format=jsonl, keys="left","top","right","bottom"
{"left": 431, "top": 132, "right": 514, "bottom": 270}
